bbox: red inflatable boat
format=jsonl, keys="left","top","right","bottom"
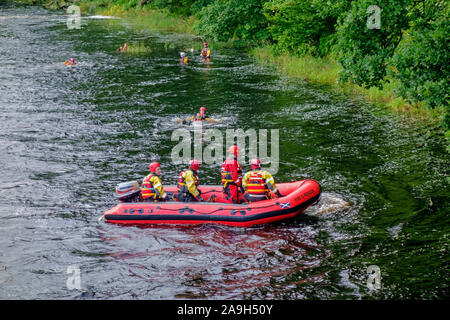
{"left": 103, "top": 179, "right": 321, "bottom": 227}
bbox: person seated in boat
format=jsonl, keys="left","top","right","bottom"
{"left": 141, "top": 162, "right": 168, "bottom": 202}
{"left": 63, "top": 58, "right": 76, "bottom": 66}
{"left": 180, "top": 52, "right": 189, "bottom": 64}
{"left": 175, "top": 159, "right": 205, "bottom": 202}
{"left": 242, "top": 158, "right": 282, "bottom": 203}
{"left": 118, "top": 43, "right": 128, "bottom": 52}
{"left": 182, "top": 106, "right": 214, "bottom": 124}
{"left": 200, "top": 42, "right": 211, "bottom": 58}
{"left": 221, "top": 145, "right": 243, "bottom": 204}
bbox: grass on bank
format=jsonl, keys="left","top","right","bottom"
{"left": 122, "top": 42, "right": 152, "bottom": 54}
{"left": 251, "top": 46, "right": 444, "bottom": 125}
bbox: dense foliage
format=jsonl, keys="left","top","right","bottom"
{"left": 390, "top": 1, "right": 449, "bottom": 125}
{"left": 336, "top": 0, "right": 448, "bottom": 120}
{"left": 262, "top": 0, "right": 350, "bottom": 56}
{"left": 335, "top": 0, "right": 411, "bottom": 88}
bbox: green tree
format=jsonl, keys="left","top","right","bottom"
{"left": 147, "top": 0, "right": 198, "bottom": 15}
{"left": 194, "top": 0, "right": 269, "bottom": 42}
{"left": 391, "top": 0, "right": 449, "bottom": 117}
{"left": 263, "top": 0, "right": 350, "bottom": 56}
{"left": 335, "top": 0, "right": 411, "bottom": 88}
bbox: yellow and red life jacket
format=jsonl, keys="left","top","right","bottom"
{"left": 142, "top": 173, "right": 166, "bottom": 200}
{"left": 245, "top": 171, "right": 267, "bottom": 196}
{"left": 194, "top": 114, "right": 207, "bottom": 121}
{"left": 201, "top": 48, "right": 210, "bottom": 57}
{"left": 177, "top": 169, "right": 200, "bottom": 197}
{"left": 242, "top": 170, "right": 278, "bottom": 197}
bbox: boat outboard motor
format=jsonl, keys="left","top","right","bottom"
{"left": 115, "top": 181, "right": 141, "bottom": 202}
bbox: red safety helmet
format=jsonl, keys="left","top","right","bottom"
{"left": 199, "top": 106, "right": 206, "bottom": 113}
{"left": 189, "top": 159, "right": 200, "bottom": 171}
{"left": 227, "top": 145, "right": 239, "bottom": 157}
{"left": 250, "top": 158, "right": 261, "bottom": 170}
{"left": 148, "top": 162, "right": 160, "bottom": 173}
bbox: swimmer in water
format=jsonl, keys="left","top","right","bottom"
{"left": 200, "top": 42, "right": 211, "bottom": 58}
{"left": 118, "top": 43, "right": 128, "bottom": 52}
{"left": 63, "top": 58, "right": 76, "bottom": 66}
{"left": 180, "top": 52, "right": 189, "bottom": 64}
{"left": 180, "top": 106, "right": 215, "bottom": 124}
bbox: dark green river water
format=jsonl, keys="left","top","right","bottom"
{"left": 0, "top": 2, "right": 448, "bottom": 299}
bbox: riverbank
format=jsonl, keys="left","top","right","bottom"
{"left": 252, "top": 47, "right": 450, "bottom": 151}
{"left": 251, "top": 47, "right": 447, "bottom": 127}
{"left": 11, "top": 0, "right": 449, "bottom": 150}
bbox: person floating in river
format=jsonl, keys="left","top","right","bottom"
{"left": 175, "top": 159, "right": 205, "bottom": 202}
{"left": 242, "top": 158, "right": 282, "bottom": 203}
{"left": 180, "top": 52, "right": 189, "bottom": 64}
{"left": 181, "top": 106, "right": 214, "bottom": 124}
{"left": 117, "top": 43, "right": 128, "bottom": 52}
{"left": 63, "top": 58, "right": 76, "bottom": 66}
{"left": 141, "top": 162, "right": 167, "bottom": 202}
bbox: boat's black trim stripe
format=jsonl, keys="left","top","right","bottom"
{"left": 105, "top": 194, "right": 320, "bottom": 223}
